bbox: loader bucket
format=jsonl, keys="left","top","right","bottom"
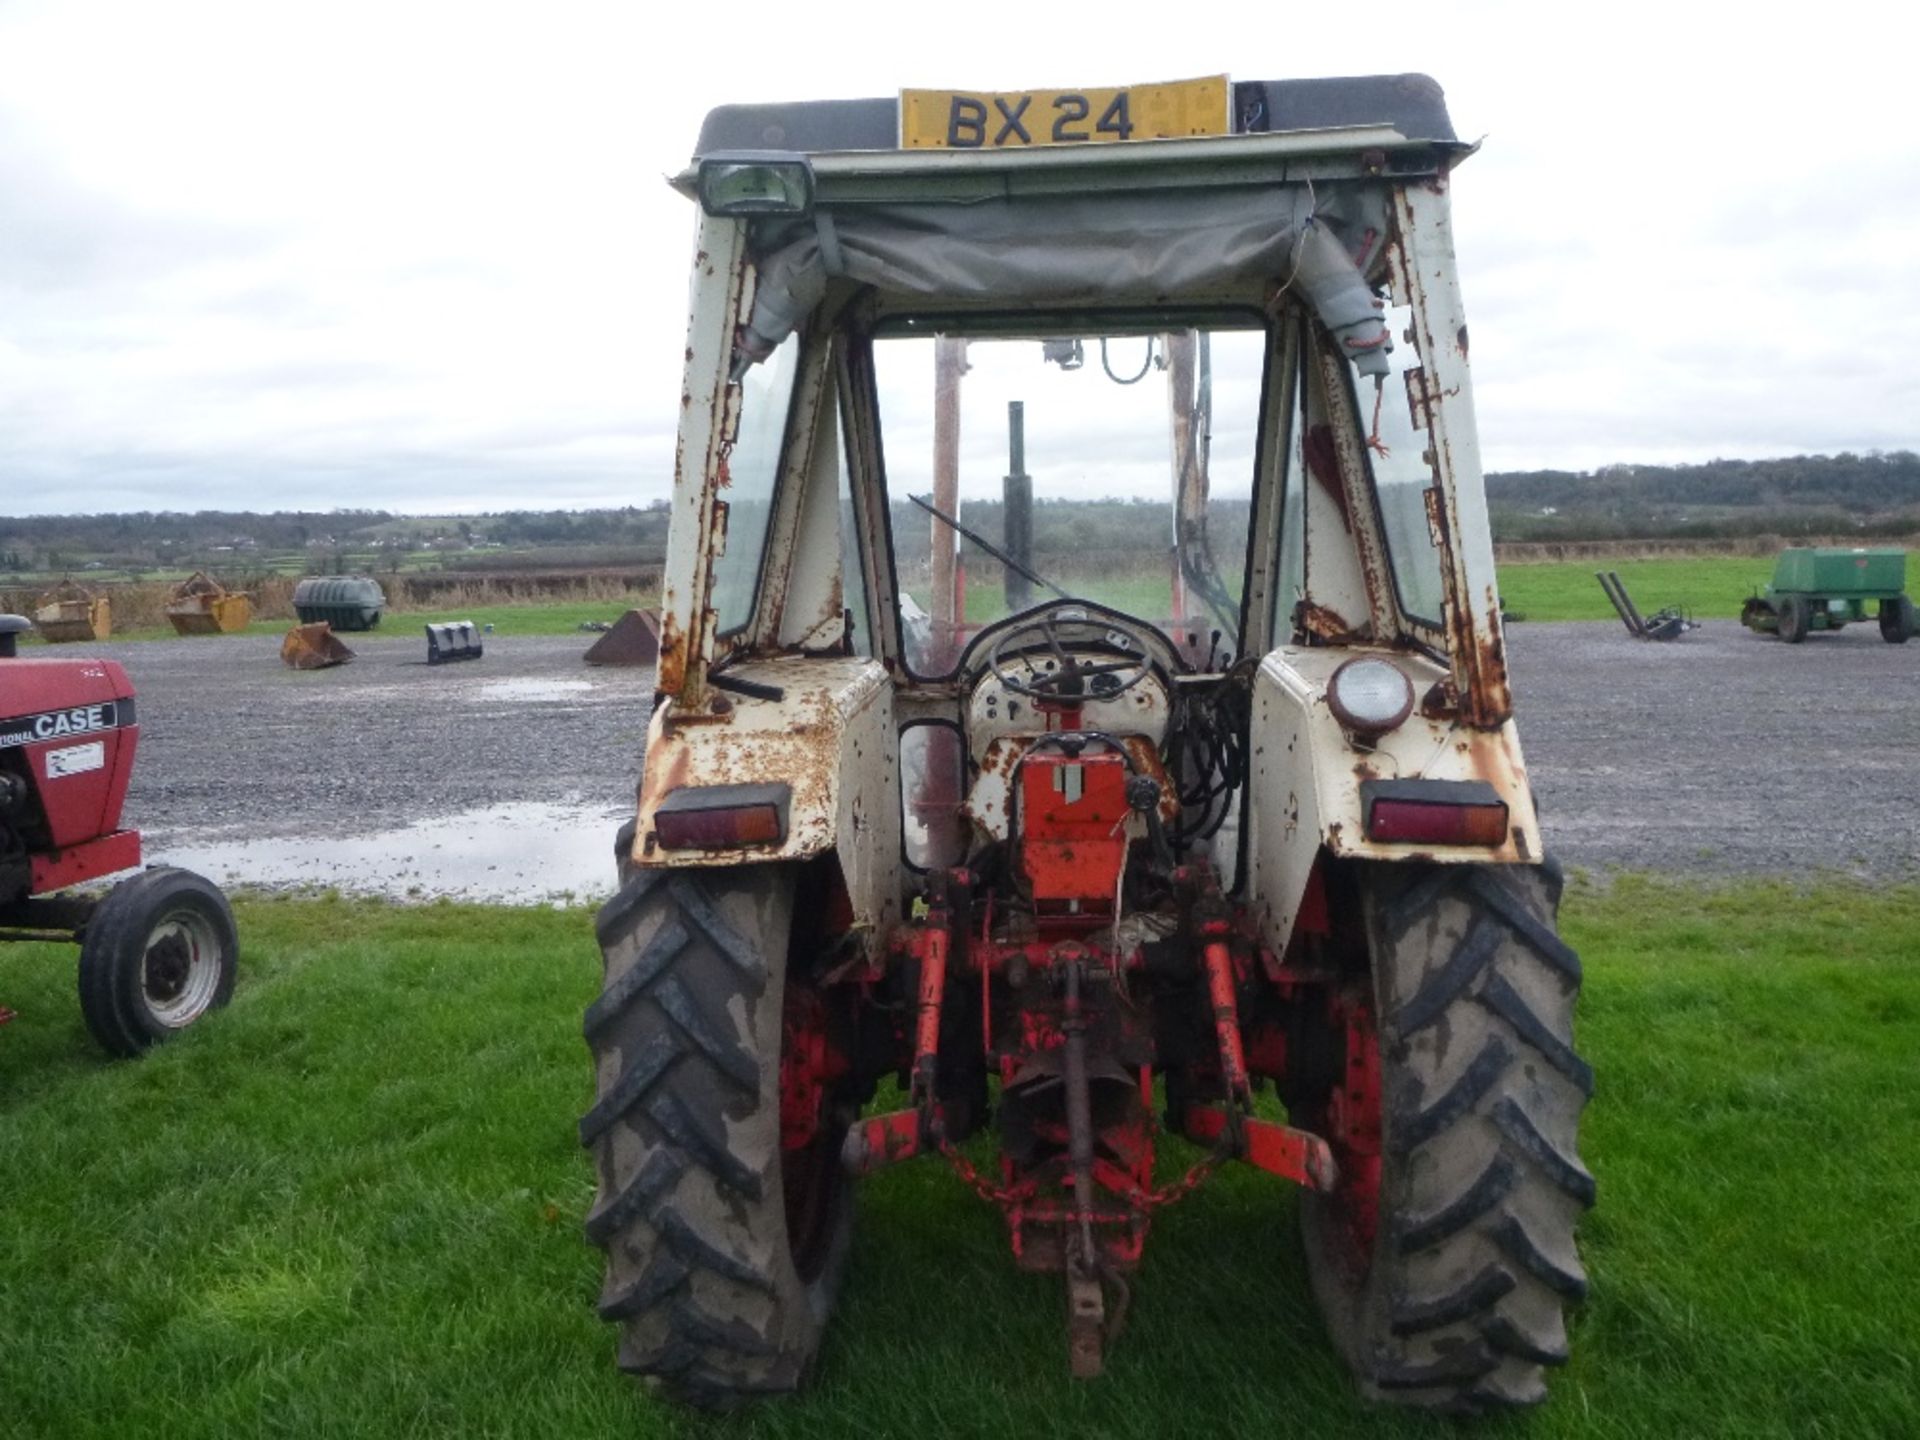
{"left": 33, "top": 581, "right": 110, "bottom": 643}
{"left": 583, "top": 607, "right": 661, "bottom": 666}
{"left": 425, "top": 621, "right": 483, "bottom": 665}
{"left": 280, "top": 622, "right": 355, "bottom": 669}
{"left": 165, "top": 572, "right": 253, "bottom": 635}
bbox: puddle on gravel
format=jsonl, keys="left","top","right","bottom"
{"left": 468, "top": 678, "right": 599, "bottom": 703}
{"left": 148, "top": 802, "right": 630, "bottom": 905}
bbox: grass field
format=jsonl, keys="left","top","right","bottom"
{"left": 9, "top": 554, "right": 1785, "bottom": 648}
{"left": 1497, "top": 556, "right": 1774, "bottom": 623}
{"left": 17, "top": 596, "right": 658, "bottom": 646}
{"left": 2, "top": 878, "right": 1916, "bottom": 1438}
{"left": 899, "top": 556, "right": 1777, "bottom": 635}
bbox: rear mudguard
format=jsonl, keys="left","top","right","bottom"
{"left": 629, "top": 656, "right": 902, "bottom": 942}
{"left": 1245, "top": 647, "right": 1544, "bottom": 957}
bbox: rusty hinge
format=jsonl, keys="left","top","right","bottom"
{"left": 1403, "top": 365, "right": 1430, "bottom": 431}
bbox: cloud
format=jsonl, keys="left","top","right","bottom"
{"left": 2, "top": 0, "right": 1918, "bottom": 518}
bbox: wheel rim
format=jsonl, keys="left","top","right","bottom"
{"left": 779, "top": 981, "right": 848, "bottom": 1282}
{"left": 141, "top": 909, "right": 225, "bottom": 1028}
{"left": 1320, "top": 984, "right": 1384, "bottom": 1277}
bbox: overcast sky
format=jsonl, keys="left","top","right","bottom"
{"left": 2, "top": 0, "right": 1914, "bottom": 518}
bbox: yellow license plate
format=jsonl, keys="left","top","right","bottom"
{"left": 900, "top": 75, "right": 1230, "bottom": 150}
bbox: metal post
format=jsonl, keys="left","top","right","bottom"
{"left": 931, "top": 337, "right": 967, "bottom": 667}
{"left": 1061, "top": 956, "right": 1107, "bottom": 1379}
{"left": 1164, "top": 331, "right": 1200, "bottom": 629}
{"left": 1004, "top": 401, "right": 1033, "bottom": 614}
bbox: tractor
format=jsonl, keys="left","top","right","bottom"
{"left": 584, "top": 73, "right": 1591, "bottom": 1415}
{"left": 0, "top": 614, "right": 239, "bottom": 1055}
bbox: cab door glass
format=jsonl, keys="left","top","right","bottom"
{"left": 713, "top": 332, "right": 801, "bottom": 634}
{"left": 836, "top": 383, "right": 872, "bottom": 658}
{"left": 1355, "top": 306, "right": 1445, "bottom": 626}
{"left": 1271, "top": 352, "right": 1305, "bottom": 643}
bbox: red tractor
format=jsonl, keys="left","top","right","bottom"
{"left": 0, "top": 615, "right": 238, "bottom": 1056}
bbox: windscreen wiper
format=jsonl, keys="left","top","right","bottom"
{"left": 908, "top": 493, "right": 1069, "bottom": 602}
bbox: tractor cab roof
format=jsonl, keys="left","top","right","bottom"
{"left": 678, "top": 74, "right": 1468, "bottom": 203}
{"left": 692, "top": 73, "right": 1458, "bottom": 158}
{"left": 687, "top": 75, "right": 1465, "bottom": 376}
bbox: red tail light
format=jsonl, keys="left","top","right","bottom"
{"left": 1361, "top": 779, "right": 1509, "bottom": 847}
{"left": 653, "top": 783, "right": 790, "bottom": 850}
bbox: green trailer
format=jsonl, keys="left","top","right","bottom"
{"left": 1741, "top": 547, "right": 1914, "bottom": 644}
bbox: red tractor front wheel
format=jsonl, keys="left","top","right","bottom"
{"left": 77, "top": 866, "right": 239, "bottom": 1058}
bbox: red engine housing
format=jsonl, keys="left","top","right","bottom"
{"left": 0, "top": 658, "right": 143, "bottom": 897}
{"left": 1017, "top": 748, "right": 1130, "bottom": 922}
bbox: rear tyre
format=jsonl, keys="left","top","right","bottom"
{"left": 1880, "top": 595, "right": 1914, "bottom": 644}
{"left": 582, "top": 866, "right": 853, "bottom": 1409}
{"left": 77, "top": 866, "right": 239, "bottom": 1059}
{"left": 1299, "top": 862, "right": 1592, "bottom": 1414}
{"left": 1778, "top": 594, "right": 1810, "bottom": 643}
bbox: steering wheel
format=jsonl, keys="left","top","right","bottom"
{"left": 987, "top": 605, "right": 1154, "bottom": 703}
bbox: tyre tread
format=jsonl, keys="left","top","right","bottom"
{"left": 1312, "top": 862, "right": 1590, "bottom": 1416}
{"left": 1372, "top": 1342, "right": 1497, "bottom": 1391}
{"left": 582, "top": 916, "right": 688, "bottom": 1037}
{"left": 653, "top": 973, "right": 760, "bottom": 1091}
{"left": 1465, "top": 869, "right": 1581, "bottom": 979}
{"left": 1481, "top": 1313, "right": 1570, "bottom": 1367}
{"left": 584, "top": 865, "right": 841, "bottom": 1409}
{"left": 577, "top": 1028, "right": 681, "bottom": 1146}
{"left": 583, "top": 1145, "right": 687, "bottom": 1245}
{"left": 1491, "top": 1093, "right": 1598, "bottom": 1206}
{"left": 1475, "top": 972, "right": 1595, "bottom": 1095}
{"left": 1491, "top": 1213, "right": 1589, "bottom": 1300}
{"left": 1390, "top": 1265, "right": 1516, "bottom": 1335}
{"left": 643, "top": 1086, "right": 765, "bottom": 1201}
{"left": 667, "top": 874, "right": 766, "bottom": 983}
{"left": 1393, "top": 911, "right": 1502, "bottom": 1037}
{"left": 1396, "top": 1036, "right": 1512, "bottom": 1148}
{"left": 599, "top": 1253, "right": 691, "bottom": 1321}
{"left": 1398, "top": 1153, "right": 1518, "bottom": 1254}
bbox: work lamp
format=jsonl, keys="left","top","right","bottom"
{"left": 697, "top": 153, "right": 815, "bottom": 216}
{"left": 1326, "top": 656, "right": 1414, "bottom": 738}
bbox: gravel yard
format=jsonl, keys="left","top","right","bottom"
{"left": 1509, "top": 618, "right": 1919, "bottom": 879}
{"left": 77, "top": 619, "right": 1920, "bottom": 899}
{"left": 118, "top": 632, "right": 653, "bottom": 901}
{"left": 119, "top": 632, "right": 653, "bottom": 838}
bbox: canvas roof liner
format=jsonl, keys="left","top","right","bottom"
{"left": 740, "top": 182, "right": 1394, "bottom": 372}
